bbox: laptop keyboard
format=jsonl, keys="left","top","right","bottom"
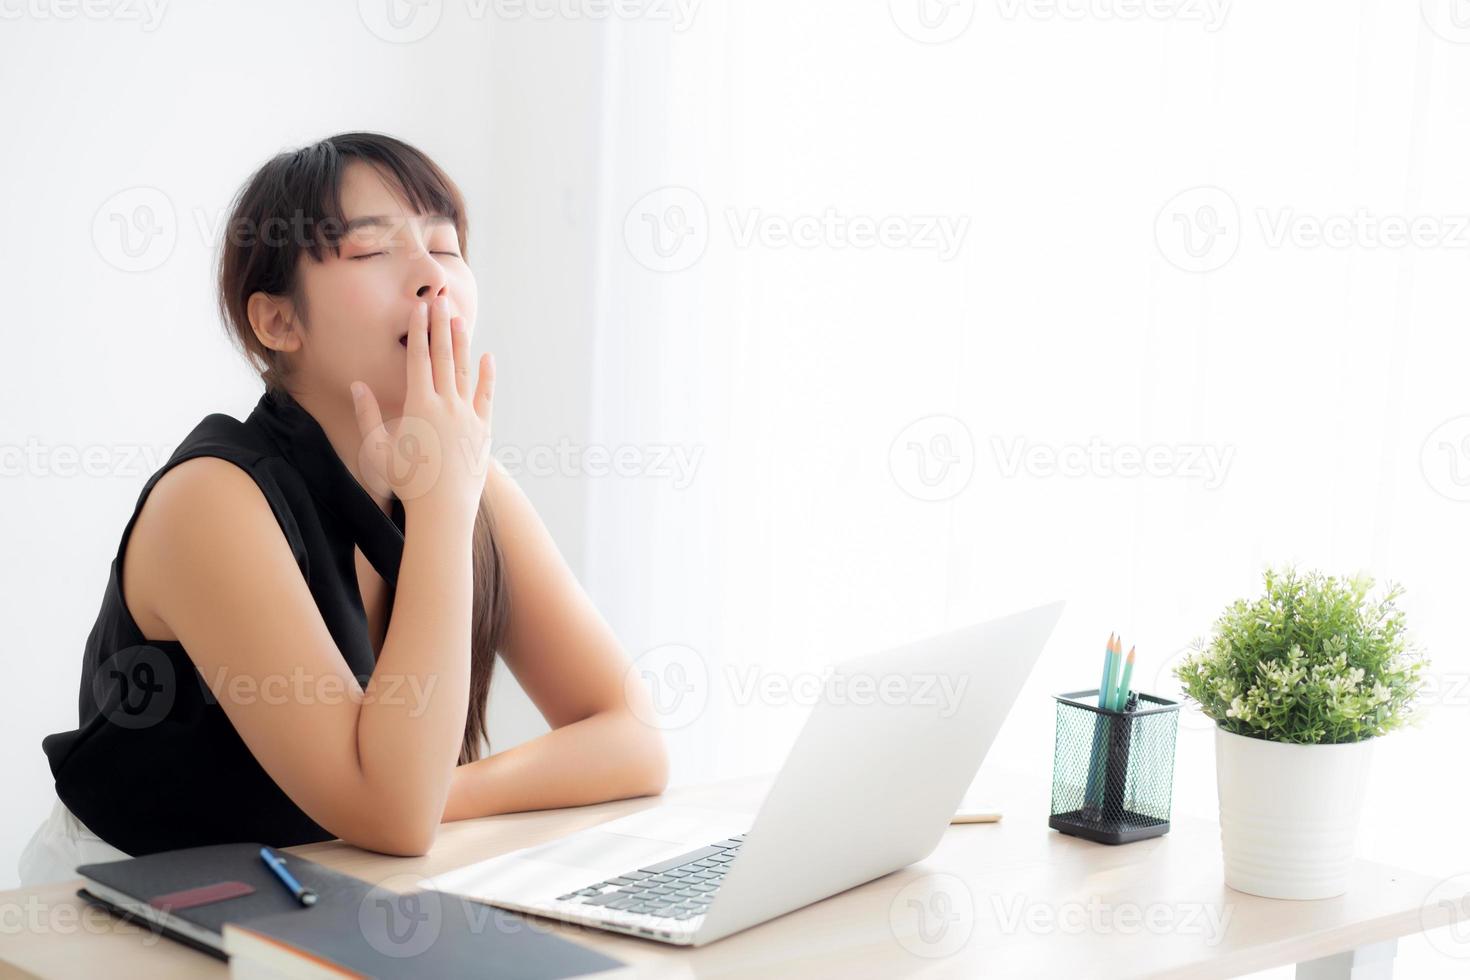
{"left": 554, "top": 834, "right": 746, "bottom": 921}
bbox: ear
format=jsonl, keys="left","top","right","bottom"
{"left": 247, "top": 291, "right": 303, "bottom": 355}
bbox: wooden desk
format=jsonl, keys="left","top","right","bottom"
{"left": 2, "top": 768, "right": 1466, "bottom": 979}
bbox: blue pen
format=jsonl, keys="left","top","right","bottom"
{"left": 260, "top": 846, "right": 317, "bottom": 907}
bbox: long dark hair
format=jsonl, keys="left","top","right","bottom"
{"left": 215, "top": 131, "right": 509, "bottom": 765}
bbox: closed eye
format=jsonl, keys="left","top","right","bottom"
{"left": 349, "top": 251, "right": 460, "bottom": 260}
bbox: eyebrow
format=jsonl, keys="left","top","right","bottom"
{"left": 341, "top": 214, "right": 455, "bottom": 234}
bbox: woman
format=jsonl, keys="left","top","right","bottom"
{"left": 19, "top": 133, "right": 668, "bottom": 885}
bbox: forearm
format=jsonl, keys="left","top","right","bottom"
{"left": 442, "top": 710, "right": 669, "bottom": 823}
{"left": 355, "top": 504, "right": 476, "bottom": 845}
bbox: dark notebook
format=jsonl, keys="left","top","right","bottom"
{"left": 75, "top": 842, "right": 624, "bottom": 978}
{"left": 227, "top": 885, "right": 625, "bottom": 979}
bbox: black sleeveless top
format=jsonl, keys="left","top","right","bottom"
{"left": 41, "top": 387, "right": 407, "bottom": 856}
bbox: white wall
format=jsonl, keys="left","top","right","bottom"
{"left": 0, "top": 2, "right": 606, "bottom": 888}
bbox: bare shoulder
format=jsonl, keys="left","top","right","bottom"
{"left": 122, "top": 455, "right": 284, "bottom": 642}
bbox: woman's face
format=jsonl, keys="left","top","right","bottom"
{"left": 288, "top": 160, "right": 477, "bottom": 415}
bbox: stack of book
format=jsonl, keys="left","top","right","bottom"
{"left": 76, "top": 842, "right": 625, "bottom": 978}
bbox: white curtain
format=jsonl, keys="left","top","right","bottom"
{"left": 579, "top": 1, "right": 1470, "bottom": 883}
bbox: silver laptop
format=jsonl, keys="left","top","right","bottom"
{"left": 428, "top": 601, "right": 1063, "bottom": 947}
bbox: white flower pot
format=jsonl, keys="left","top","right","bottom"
{"left": 1214, "top": 726, "right": 1374, "bottom": 900}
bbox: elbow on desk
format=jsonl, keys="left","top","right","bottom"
{"left": 638, "top": 725, "right": 672, "bottom": 797}
{"left": 344, "top": 821, "right": 438, "bottom": 858}
{"left": 383, "top": 829, "right": 436, "bottom": 859}
{"left": 325, "top": 796, "right": 442, "bottom": 857}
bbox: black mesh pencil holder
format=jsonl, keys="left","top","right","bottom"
{"left": 1048, "top": 690, "right": 1180, "bottom": 845}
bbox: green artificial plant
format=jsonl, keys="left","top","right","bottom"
{"left": 1174, "top": 567, "right": 1428, "bottom": 744}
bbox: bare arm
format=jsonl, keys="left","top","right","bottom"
{"left": 441, "top": 459, "right": 669, "bottom": 823}
{"left": 132, "top": 457, "right": 474, "bottom": 855}
{"left": 443, "top": 711, "right": 667, "bottom": 821}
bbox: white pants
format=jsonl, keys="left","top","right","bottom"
{"left": 16, "top": 797, "right": 131, "bottom": 887}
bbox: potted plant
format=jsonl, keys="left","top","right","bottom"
{"left": 1174, "top": 567, "right": 1428, "bottom": 900}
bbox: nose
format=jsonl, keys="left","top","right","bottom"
{"left": 414, "top": 249, "right": 449, "bottom": 302}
